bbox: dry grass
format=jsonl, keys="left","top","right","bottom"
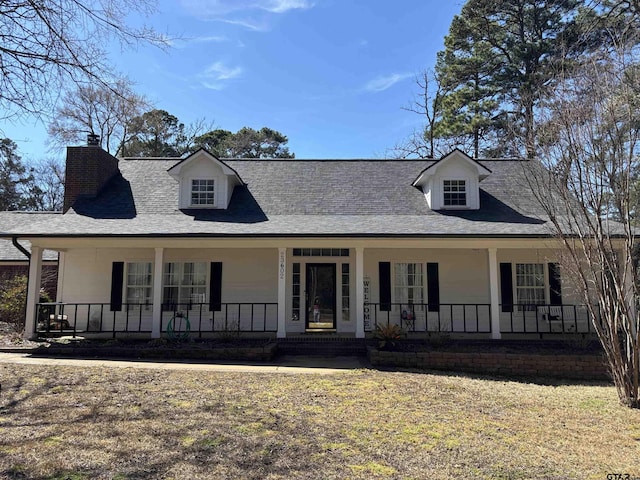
{"left": 0, "top": 363, "right": 638, "bottom": 479}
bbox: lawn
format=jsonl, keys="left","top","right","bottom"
{"left": 0, "top": 363, "right": 638, "bottom": 480}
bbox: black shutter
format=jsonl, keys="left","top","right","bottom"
{"left": 427, "top": 263, "right": 440, "bottom": 312}
{"left": 500, "top": 263, "right": 514, "bottom": 312}
{"left": 209, "top": 262, "right": 222, "bottom": 311}
{"left": 110, "top": 262, "right": 124, "bottom": 312}
{"left": 379, "top": 262, "right": 391, "bottom": 311}
{"left": 549, "top": 263, "right": 562, "bottom": 305}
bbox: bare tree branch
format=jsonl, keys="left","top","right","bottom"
{"left": 0, "top": 0, "right": 169, "bottom": 121}
{"left": 530, "top": 44, "right": 640, "bottom": 407}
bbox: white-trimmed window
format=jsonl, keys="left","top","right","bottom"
{"left": 443, "top": 180, "right": 467, "bottom": 206}
{"left": 191, "top": 179, "right": 215, "bottom": 206}
{"left": 394, "top": 263, "right": 424, "bottom": 305}
{"left": 516, "top": 263, "right": 545, "bottom": 308}
{"left": 126, "top": 262, "right": 153, "bottom": 309}
{"left": 163, "top": 262, "right": 208, "bottom": 307}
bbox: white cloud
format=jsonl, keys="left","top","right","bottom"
{"left": 260, "top": 0, "right": 313, "bottom": 13}
{"left": 180, "top": 0, "right": 313, "bottom": 17}
{"left": 200, "top": 61, "right": 243, "bottom": 90}
{"left": 192, "top": 35, "right": 229, "bottom": 43}
{"left": 364, "top": 73, "right": 413, "bottom": 93}
{"left": 172, "top": 35, "right": 229, "bottom": 48}
{"left": 217, "top": 17, "right": 269, "bottom": 32}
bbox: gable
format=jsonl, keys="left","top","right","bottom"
{"left": 168, "top": 149, "right": 243, "bottom": 209}
{"left": 412, "top": 149, "right": 491, "bottom": 210}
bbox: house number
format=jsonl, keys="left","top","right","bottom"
{"left": 279, "top": 251, "right": 286, "bottom": 280}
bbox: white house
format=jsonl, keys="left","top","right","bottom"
{"left": 1, "top": 144, "right": 605, "bottom": 340}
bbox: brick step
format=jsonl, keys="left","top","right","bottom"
{"left": 277, "top": 340, "right": 368, "bottom": 356}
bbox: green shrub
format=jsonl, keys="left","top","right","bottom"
{"left": 0, "top": 274, "right": 52, "bottom": 332}
{"left": 373, "top": 323, "right": 405, "bottom": 351}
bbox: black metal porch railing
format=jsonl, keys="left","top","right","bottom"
{"left": 364, "top": 302, "right": 602, "bottom": 335}
{"left": 35, "top": 302, "right": 278, "bottom": 338}
{"left": 364, "top": 303, "right": 492, "bottom": 333}
{"left": 499, "top": 304, "right": 601, "bottom": 335}
{"left": 161, "top": 302, "right": 278, "bottom": 337}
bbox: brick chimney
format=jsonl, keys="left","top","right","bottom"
{"left": 63, "top": 135, "right": 120, "bottom": 212}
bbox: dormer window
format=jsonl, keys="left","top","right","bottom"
{"left": 191, "top": 179, "right": 215, "bottom": 206}
{"left": 412, "top": 149, "right": 491, "bottom": 211}
{"left": 443, "top": 180, "right": 466, "bottom": 207}
{"left": 168, "top": 149, "right": 244, "bottom": 210}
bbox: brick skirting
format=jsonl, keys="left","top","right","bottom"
{"left": 367, "top": 347, "right": 610, "bottom": 381}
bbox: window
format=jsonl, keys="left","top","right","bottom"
{"left": 163, "top": 262, "right": 208, "bottom": 308}
{"left": 292, "top": 248, "right": 349, "bottom": 257}
{"left": 342, "top": 263, "right": 350, "bottom": 321}
{"left": 292, "top": 263, "right": 301, "bottom": 321}
{"left": 443, "top": 180, "right": 466, "bottom": 206}
{"left": 126, "top": 262, "right": 152, "bottom": 309}
{"left": 191, "top": 179, "right": 215, "bottom": 206}
{"left": 516, "top": 263, "right": 545, "bottom": 309}
{"left": 394, "top": 263, "right": 424, "bottom": 305}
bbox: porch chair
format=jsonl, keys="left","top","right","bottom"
{"left": 400, "top": 305, "right": 416, "bottom": 331}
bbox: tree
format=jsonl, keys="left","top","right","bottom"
{"left": 225, "top": 127, "right": 294, "bottom": 158}
{"left": 530, "top": 46, "right": 640, "bottom": 407}
{"left": 434, "top": 0, "right": 586, "bottom": 158}
{"left": 0, "top": 139, "right": 33, "bottom": 210}
{"left": 192, "top": 127, "right": 295, "bottom": 158}
{"left": 191, "top": 129, "right": 234, "bottom": 158}
{"left": 26, "top": 158, "right": 66, "bottom": 211}
{"left": 121, "top": 110, "right": 183, "bottom": 157}
{"left": 0, "top": 0, "right": 167, "bottom": 120}
{"left": 48, "top": 78, "right": 150, "bottom": 155}
{"left": 434, "top": 16, "right": 503, "bottom": 158}
{"left": 391, "top": 71, "right": 448, "bottom": 159}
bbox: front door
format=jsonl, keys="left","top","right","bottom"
{"left": 305, "top": 263, "right": 336, "bottom": 330}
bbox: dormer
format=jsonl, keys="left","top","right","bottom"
{"left": 412, "top": 149, "right": 491, "bottom": 210}
{"left": 167, "top": 149, "right": 244, "bottom": 209}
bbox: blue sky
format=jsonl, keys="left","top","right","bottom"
{"left": 1, "top": 0, "right": 464, "bottom": 161}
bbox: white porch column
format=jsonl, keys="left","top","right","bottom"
{"left": 355, "top": 247, "right": 365, "bottom": 339}
{"left": 488, "top": 248, "right": 502, "bottom": 339}
{"left": 24, "top": 246, "right": 43, "bottom": 340}
{"left": 55, "top": 252, "right": 65, "bottom": 302}
{"left": 277, "top": 247, "right": 286, "bottom": 338}
{"left": 151, "top": 247, "right": 164, "bottom": 338}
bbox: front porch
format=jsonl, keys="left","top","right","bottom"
{"left": 23, "top": 240, "right": 604, "bottom": 341}
{"left": 33, "top": 300, "right": 600, "bottom": 339}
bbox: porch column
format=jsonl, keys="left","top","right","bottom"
{"left": 355, "top": 247, "right": 365, "bottom": 338}
{"left": 277, "top": 247, "right": 286, "bottom": 338}
{"left": 488, "top": 248, "right": 502, "bottom": 339}
{"left": 24, "top": 246, "right": 43, "bottom": 340}
{"left": 55, "top": 252, "right": 65, "bottom": 302}
{"left": 151, "top": 247, "right": 164, "bottom": 338}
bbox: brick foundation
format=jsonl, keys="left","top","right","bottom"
{"left": 367, "top": 347, "right": 610, "bottom": 381}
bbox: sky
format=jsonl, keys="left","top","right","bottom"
{"left": 0, "top": 0, "right": 464, "bottom": 161}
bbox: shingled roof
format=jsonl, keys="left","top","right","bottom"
{"left": 0, "top": 212, "right": 60, "bottom": 259}
{"left": 1, "top": 157, "right": 557, "bottom": 237}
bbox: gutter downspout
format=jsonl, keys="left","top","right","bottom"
{"left": 12, "top": 236, "right": 31, "bottom": 259}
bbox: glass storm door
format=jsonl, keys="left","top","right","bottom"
{"left": 305, "top": 263, "right": 336, "bottom": 330}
